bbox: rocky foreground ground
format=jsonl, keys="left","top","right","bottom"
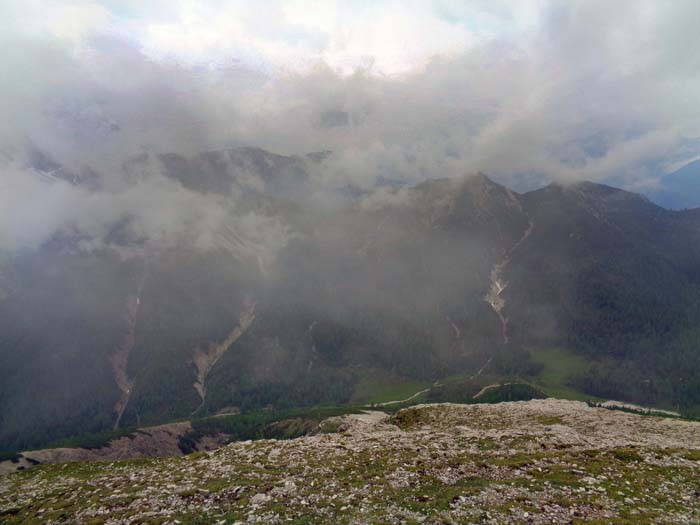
{"left": 2, "top": 399, "right": 700, "bottom": 524}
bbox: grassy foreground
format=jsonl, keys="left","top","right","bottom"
{"left": 2, "top": 399, "right": 700, "bottom": 524}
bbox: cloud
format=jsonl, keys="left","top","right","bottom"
{"left": 0, "top": 160, "right": 293, "bottom": 267}
{"left": 139, "top": 0, "right": 480, "bottom": 75}
{"left": 1, "top": 0, "right": 700, "bottom": 253}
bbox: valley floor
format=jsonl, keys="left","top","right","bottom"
{"left": 2, "top": 399, "right": 700, "bottom": 524}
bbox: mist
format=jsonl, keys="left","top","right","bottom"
{"left": 1, "top": 0, "right": 700, "bottom": 255}
{"left": 4, "top": 1, "right": 700, "bottom": 457}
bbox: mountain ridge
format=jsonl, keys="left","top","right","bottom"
{"left": 642, "top": 158, "right": 700, "bottom": 210}
{"left": 2, "top": 149, "right": 700, "bottom": 452}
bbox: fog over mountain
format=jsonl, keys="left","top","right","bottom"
{"left": 2, "top": 0, "right": 700, "bottom": 255}
{"left": 2, "top": 0, "right": 700, "bottom": 459}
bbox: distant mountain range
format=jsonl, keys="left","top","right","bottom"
{"left": 2, "top": 148, "right": 700, "bottom": 452}
{"left": 641, "top": 158, "right": 700, "bottom": 210}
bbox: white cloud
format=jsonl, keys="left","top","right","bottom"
{"left": 138, "top": 0, "right": 482, "bottom": 75}
{"left": 2, "top": 0, "right": 700, "bottom": 253}
{"left": 0, "top": 0, "right": 112, "bottom": 43}
{"left": 0, "top": 161, "right": 293, "bottom": 263}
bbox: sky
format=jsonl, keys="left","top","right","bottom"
{"left": 1, "top": 0, "right": 700, "bottom": 252}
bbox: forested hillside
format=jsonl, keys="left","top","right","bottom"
{"left": 2, "top": 150, "right": 700, "bottom": 452}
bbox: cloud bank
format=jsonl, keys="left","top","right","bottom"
{"left": 1, "top": 0, "right": 700, "bottom": 252}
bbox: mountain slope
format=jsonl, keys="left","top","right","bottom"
{"left": 2, "top": 151, "right": 700, "bottom": 452}
{"left": 505, "top": 182, "right": 700, "bottom": 405}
